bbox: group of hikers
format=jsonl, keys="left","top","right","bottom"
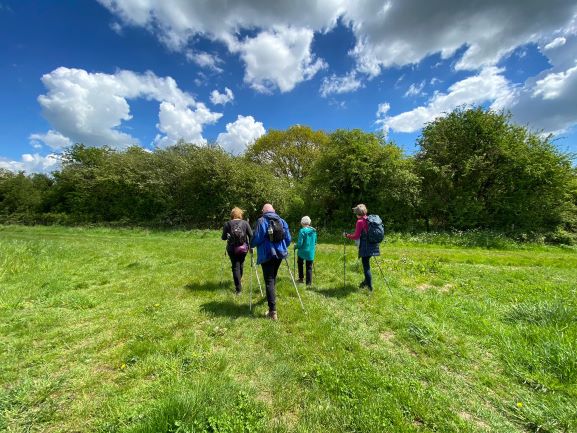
{"left": 221, "top": 203, "right": 381, "bottom": 320}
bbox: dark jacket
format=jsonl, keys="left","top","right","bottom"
{"left": 222, "top": 219, "right": 253, "bottom": 252}
{"left": 250, "top": 212, "right": 291, "bottom": 264}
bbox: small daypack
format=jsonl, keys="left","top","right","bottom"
{"left": 230, "top": 221, "right": 247, "bottom": 246}
{"left": 266, "top": 217, "right": 285, "bottom": 243}
{"left": 367, "top": 214, "right": 385, "bottom": 243}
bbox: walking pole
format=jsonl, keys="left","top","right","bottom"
{"left": 373, "top": 256, "right": 394, "bottom": 298}
{"left": 343, "top": 234, "right": 347, "bottom": 289}
{"left": 249, "top": 250, "right": 254, "bottom": 312}
{"left": 251, "top": 250, "right": 263, "bottom": 296}
{"left": 284, "top": 257, "right": 305, "bottom": 311}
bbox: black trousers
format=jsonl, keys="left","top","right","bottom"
{"left": 227, "top": 250, "right": 247, "bottom": 292}
{"left": 297, "top": 257, "right": 313, "bottom": 285}
{"left": 261, "top": 258, "right": 282, "bottom": 311}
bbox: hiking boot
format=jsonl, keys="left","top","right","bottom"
{"left": 296, "top": 278, "right": 304, "bottom": 284}
{"left": 235, "top": 290, "right": 241, "bottom": 296}
{"left": 268, "top": 310, "right": 278, "bottom": 321}
{"left": 359, "top": 281, "right": 368, "bottom": 289}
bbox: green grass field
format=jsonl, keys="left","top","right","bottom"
{"left": 1, "top": 226, "right": 576, "bottom": 433}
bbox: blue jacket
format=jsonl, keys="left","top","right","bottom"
{"left": 250, "top": 212, "right": 291, "bottom": 265}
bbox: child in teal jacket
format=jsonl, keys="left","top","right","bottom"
{"left": 295, "top": 216, "right": 317, "bottom": 286}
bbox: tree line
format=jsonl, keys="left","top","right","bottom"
{"left": 1, "top": 107, "right": 576, "bottom": 242}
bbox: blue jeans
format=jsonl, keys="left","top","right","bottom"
{"left": 361, "top": 256, "right": 373, "bottom": 289}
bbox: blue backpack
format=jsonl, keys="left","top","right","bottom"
{"left": 367, "top": 214, "right": 385, "bottom": 243}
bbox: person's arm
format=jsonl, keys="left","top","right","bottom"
{"left": 295, "top": 229, "right": 303, "bottom": 250}
{"left": 250, "top": 218, "right": 264, "bottom": 247}
{"left": 346, "top": 219, "right": 364, "bottom": 240}
{"left": 221, "top": 222, "right": 229, "bottom": 241}
{"left": 283, "top": 220, "right": 291, "bottom": 247}
{"left": 245, "top": 220, "right": 253, "bottom": 241}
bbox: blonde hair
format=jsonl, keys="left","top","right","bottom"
{"left": 230, "top": 207, "right": 244, "bottom": 219}
{"left": 301, "top": 216, "right": 311, "bottom": 226}
{"left": 352, "top": 204, "right": 367, "bottom": 216}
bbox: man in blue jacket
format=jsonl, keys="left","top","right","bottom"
{"left": 250, "top": 203, "right": 291, "bottom": 320}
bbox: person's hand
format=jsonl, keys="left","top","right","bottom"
{"left": 343, "top": 232, "right": 348, "bottom": 238}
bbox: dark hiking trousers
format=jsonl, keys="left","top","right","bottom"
{"left": 261, "top": 257, "right": 282, "bottom": 311}
{"left": 298, "top": 257, "right": 313, "bottom": 285}
{"left": 361, "top": 256, "right": 373, "bottom": 290}
{"left": 227, "top": 250, "right": 247, "bottom": 292}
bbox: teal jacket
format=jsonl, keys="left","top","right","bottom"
{"left": 295, "top": 226, "right": 317, "bottom": 261}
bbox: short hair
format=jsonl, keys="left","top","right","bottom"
{"left": 262, "top": 203, "right": 275, "bottom": 213}
{"left": 301, "top": 216, "right": 311, "bottom": 226}
{"left": 230, "top": 207, "right": 244, "bottom": 219}
{"left": 352, "top": 204, "right": 367, "bottom": 216}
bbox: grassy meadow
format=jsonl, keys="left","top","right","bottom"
{"left": 1, "top": 225, "right": 576, "bottom": 432}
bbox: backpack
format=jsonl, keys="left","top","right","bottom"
{"left": 367, "top": 214, "right": 384, "bottom": 243}
{"left": 266, "top": 217, "right": 285, "bottom": 243}
{"left": 230, "top": 221, "right": 247, "bottom": 246}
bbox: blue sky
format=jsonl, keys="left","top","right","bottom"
{"left": 1, "top": 0, "right": 576, "bottom": 172}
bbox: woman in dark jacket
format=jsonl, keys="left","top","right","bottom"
{"left": 344, "top": 204, "right": 380, "bottom": 291}
{"left": 222, "top": 207, "right": 253, "bottom": 294}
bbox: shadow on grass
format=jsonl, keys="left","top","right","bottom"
{"left": 184, "top": 281, "right": 231, "bottom": 292}
{"left": 200, "top": 299, "right": 266, "bottom": 318}
{"left": 314, "top": 284, "right": 359, "bottom": 299}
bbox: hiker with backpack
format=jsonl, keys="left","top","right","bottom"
{"left": 344, "top": 204, "right": 383, "bottom": 291}
{"left": 250, "top": 203, "right": 291, "bottom": 320}
{"left": 221, "top": 207, "right": 253, "bottom": 295}
{"left": 294, "top": 216, "right": 317, "bottom": 286}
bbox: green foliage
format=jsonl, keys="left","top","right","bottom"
{"left": 245, "top": 125, "right": 329, "bottom": 182}
{"left": 416, "top": 107, "right": 575, "bottom": 232}
{"left": 308, "top": 129, "right": 419, "bottom": 229}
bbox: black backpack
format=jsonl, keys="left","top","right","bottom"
{"left": 230, "top": 221, "right": 247, "bottom": 246}
{"left": 367, "top": 214, "right": 385, "bottom": 243}
{"left": 266, "top": 217, "right": 285, "bottom": 243}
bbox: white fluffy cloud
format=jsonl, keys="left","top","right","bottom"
{"left": 216, "top": 115, "right": 266, "bottom": 155}
{"left": 404, "top": 81, "right": 426, "bottom": 98}
{"left": 210, "top": 87, "right": 234, "bottom": 105}
{"left": 378, "top": 67, "right": 510, "bottom": 133}
{"left": 29, "top": 130, "right": 72, "bottom": 150}
{"left": 320, "top": 72, "right": 362, "bottom": 97}
{"left": 234, "top": 26, "right": 327, "bottom": 93}
{"left": 0, "top": 153, "right": 60, "bottom": 174}
{"left": 36, "top": 67, "right": 221, "bottom": 149}
{"left": 154, "top": 102, "right": 222, "bottom": 147}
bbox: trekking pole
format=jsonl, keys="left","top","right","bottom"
{"left": 343, "top": 234, "right": 347, "bottom": 289}
{"left": 373, "top": 256, "right": 394, "bottom": 298}
{"left": 249, "top": 250, "right": 254, "bottom": 312}
{"left": 284, "top": 258, "right": 305, "bottom": 311}
{"left": 251, "top": 250, "right": 263, "bottom": 296}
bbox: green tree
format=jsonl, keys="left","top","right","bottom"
{"left": 308, "top": 129, "right": 419, "bottom": 229}
{"left": 415, "top": 107, "right": 575, "bottom": 232}
{"left": 245, "top": 125, "right": 329, "bottom": 182}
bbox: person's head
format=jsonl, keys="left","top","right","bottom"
{"left": 230, "top": 207, "right": 244, "bottom": 220}
{"left": 352, "top": 204, "right": 367, "bottom": 217}
{"left": 262, "top": 203, "right": 275, "bottom": 214}
{"left": 301, "top": 216, "right": 311, "bottom": 227}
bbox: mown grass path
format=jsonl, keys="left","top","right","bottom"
{"left": 1, "top": 226, "right": 576, "bottom": 432}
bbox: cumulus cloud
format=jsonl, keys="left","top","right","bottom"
{"left": 0, "top": 153, "right": 60, "bottom": 174}
{"left": 36, "top": 67, "right": 221, "bottom": 149}
{"left": 320, "top": 72, "right": 362, "bottom": 97}
{"left": 234, "top": 26, "right": 327, "bottom": 93}
{"left": 216, "top": 115, "right": 266, "bottom": 155}
{"left": 29, "top": 130, "right": 72, "bottom": 150}
{"left": 345, "top": 0, "right": 577, "bottom": 74}
{"left": 378, "top": 67, "right": 510, "bottom": 133}
{"left": 210, "top": 87, "right": 234, "bottom": 105}
{"left": 98, "top": 0, "right": 577, "bottom": 93}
